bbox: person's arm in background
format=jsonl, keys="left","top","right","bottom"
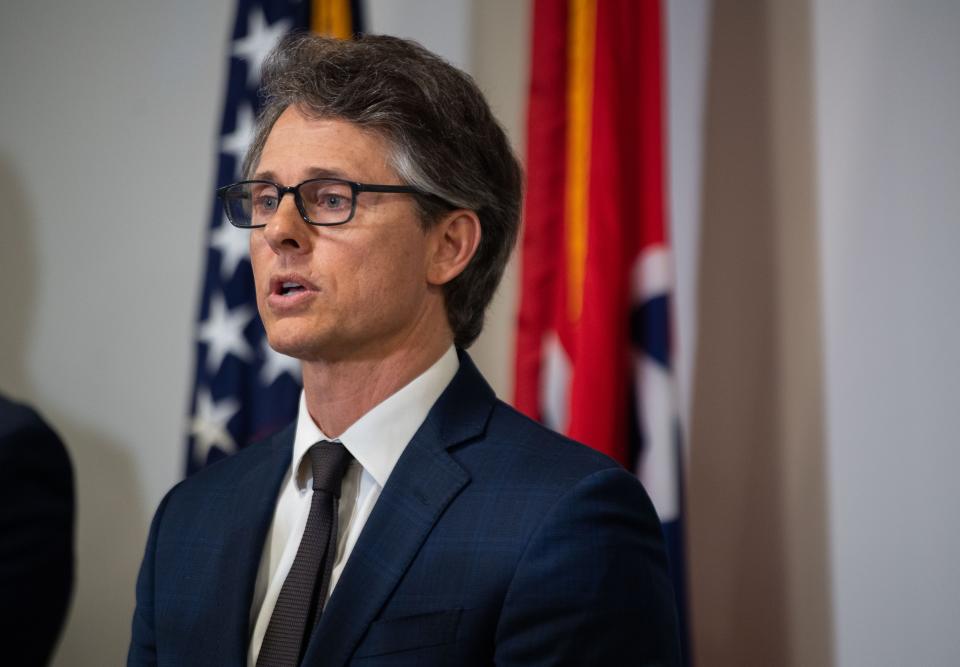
{"left": 0, "top": 396, "right": 75, "bottom": 667}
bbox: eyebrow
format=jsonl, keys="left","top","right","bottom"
{"left": 252, "top": 167, "right": 352, "bottom": 182}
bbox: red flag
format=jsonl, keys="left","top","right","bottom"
{"left": 516, "top": 0, "right": 667, "bottom": 464}
{"left": 515, "top": 1, "right": 689, "bottom": 659}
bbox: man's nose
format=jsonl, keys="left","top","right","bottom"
{"left": 263, "top": 192, "right": 312, "bottom": 255}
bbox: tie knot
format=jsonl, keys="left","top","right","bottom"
{"left": 308, "top": 441, "right": 353, "bottom": 497}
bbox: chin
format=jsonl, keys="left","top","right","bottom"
{"left": 266, "top": 322, "right": 351, "bottom": 363}
{"left": 263, "top": 324, "right": 318, "bottom": 361}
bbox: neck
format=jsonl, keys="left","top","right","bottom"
{"left": 300, "top": 334, "right": 452, "bottom": 438}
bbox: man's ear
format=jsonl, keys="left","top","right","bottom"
{"left": 426, "top": 210, "right": 481, "bottom": 286}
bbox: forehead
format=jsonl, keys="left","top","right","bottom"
{"left": 255, "top": 106, "right": 396, "bottom": 182}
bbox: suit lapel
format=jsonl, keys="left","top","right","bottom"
{"left": 218, "top": 424, "right": 293, "bottom": 663}
{"left": 301, "top": 352, "right": 495, "bottom": 666}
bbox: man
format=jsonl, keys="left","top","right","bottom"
{"left": 0, "top": 394, "right": 74, "bottom": 666}
{"left": 130, "top": 34, "right": 680, "bottom": 666}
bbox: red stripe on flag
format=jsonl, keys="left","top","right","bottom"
{"left": 568, "top": 0, "right": 666, "bottom": 463}
{"left": 514, "top": 0, "right": 569, "bottom": 422}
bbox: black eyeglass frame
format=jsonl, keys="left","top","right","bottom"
{"left": 216, "top": 177, "right": 431, "bottom": 228}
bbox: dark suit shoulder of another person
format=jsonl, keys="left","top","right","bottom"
{"left": 0, "top": 396, "right": 75, "bottom": 667}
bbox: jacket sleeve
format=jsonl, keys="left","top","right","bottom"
{"left": 493, "top": 466, "right": 681, "bottom": 666}
{"left": 128, "top": 489, "right": 175, "bottom": 667}
{"left": 0, "top": 404, "right": 75, "bottom": 667}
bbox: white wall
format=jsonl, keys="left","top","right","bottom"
{"left": 813, "top": 1, "right": 960, "bottom": 664}
{"left": 0, "top": 1, "right": 479, "bottom": 664}
{"left": 0, "top": 1, "right": 232, "bottom": 664}
{"left": 366, "top": 0, "right": 471, "bottom": 71}
{"left": 666, "top": 0, "right": 710, "bottom": 432}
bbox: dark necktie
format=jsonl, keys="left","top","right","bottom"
{"left": 257, "top": 441, "right": 354, "bottom": 667}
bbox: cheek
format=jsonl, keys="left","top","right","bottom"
{"left": 248, "top": 237, "right": 273, "bottom": 305}
{"left": 364, "top": 236, "right": 427, "bottom": 297}
{"left": 249, "top": 234, "right": 269, "bottom": 275}
{"left": 329, "top": 245, "right": 420, "bottom": 330}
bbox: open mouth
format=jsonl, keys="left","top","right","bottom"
{"left": 268, "top": 275, "right": 317, "bottom": 304}
{"left": 279, "top": 281, "right": 306, "bottom": 296}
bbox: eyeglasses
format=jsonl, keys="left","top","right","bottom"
{"left": 216, "top": 177, "right": 429, "bottom": 228}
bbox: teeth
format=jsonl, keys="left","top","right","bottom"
{"left": 279, "top": 280, "right": 306, "bottom": 296}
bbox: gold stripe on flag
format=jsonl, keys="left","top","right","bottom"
{"left": 564, "top": 0, "right": 596, "bottom": 323}
{"left": 311, "top": 0, "right": 353, "bottom": 38}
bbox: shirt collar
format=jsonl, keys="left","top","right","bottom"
{"left": 291, "top": 345, "right": 459, "bottom": 490}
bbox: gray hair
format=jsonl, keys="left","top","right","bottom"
{"left": 243, "top": 33, "right": 523, "bottom": 348}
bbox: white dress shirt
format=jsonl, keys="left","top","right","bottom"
{"left": 247, "top": 346, "right": 459, "bottom": 666}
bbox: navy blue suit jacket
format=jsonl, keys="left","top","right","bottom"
{"left": 0, "top": 396, "right": 74, "bottom": 667}
{"left": 129, "top": 354, "right": 680, "bottom": 665}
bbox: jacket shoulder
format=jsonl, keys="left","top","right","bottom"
{"left": 444, "top": 398, "right": 642, "bottom": 518}
{"left": 177, "top": 423, "right": 293, "bottom": 492}
{"left": 0, "top": 396, "right": 72, "bottom": 476}
{"left": 164, "top": 424, "right": 295, "bottom": 511}
{"left": 481, "top": 399, "right": 624, "bottom": 476}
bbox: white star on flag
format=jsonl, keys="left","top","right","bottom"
{"left": 197, "top": 291, "right": 255, "bottom": 374}
{"left": 260, "top": 337, "right": 302, "bottom": 386}
{"left": 210, "top": 214, "right": 250, "bottom": 282}
{"left": 232, "top": 5, "right": 293, "bottom": 88}
{"left": 187, "top": 0, "right": 312, "bottom": 476}
{"left": 188, "top": 387, "right": 240, "bottom": 465}
{"left": 221, "top": 102, "right": 255, "bottom": 167}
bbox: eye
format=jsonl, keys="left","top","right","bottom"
{"left": 251, "top": 194, "right": 279, "bottom": 216}
{"left": 256, "top": 194, "right": 278, "bottom": 209}
{"left": 319, "top": 193, "right": 347, "bottom": 209}
{"left": 246, "top": 184, "right": 280, "bottom": 215}
{"left": 305, "top": 182, "right": 353, "bottom": 211}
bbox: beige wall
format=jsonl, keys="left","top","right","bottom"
{"left": 687, "top": 1, "right": 831, "bottom": 664}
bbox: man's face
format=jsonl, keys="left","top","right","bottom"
{"left": 249, "top": 106, "right": 440, "bottom": 363}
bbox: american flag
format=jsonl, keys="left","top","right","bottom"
{"left": 185, "top": 0, "right": 362, "bottom": 476}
